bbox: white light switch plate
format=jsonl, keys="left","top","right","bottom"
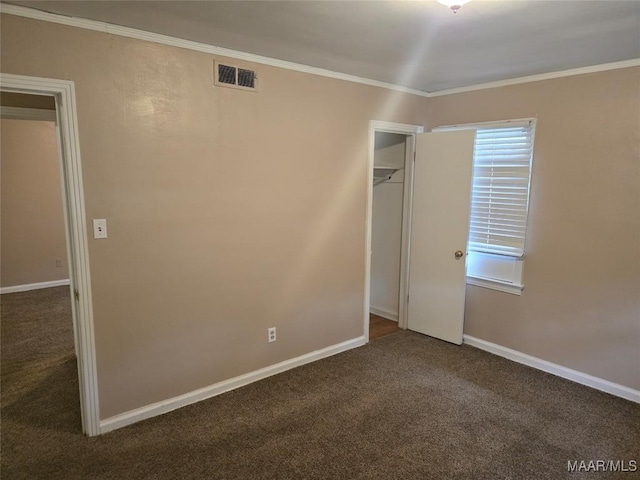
{"left": 93, "top": 219, "right": 107, "bottom": 239}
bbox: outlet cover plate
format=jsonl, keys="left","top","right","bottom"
{"left": 93, "top": 219, "right": 107, "bottom": 239}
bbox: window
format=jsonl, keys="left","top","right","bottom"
{"left": 434, "top": 119, "right": 536, "bottom": 294}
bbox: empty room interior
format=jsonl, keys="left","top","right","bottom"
{"left": 0, "top": 1, "right": 638, "bottom": 478}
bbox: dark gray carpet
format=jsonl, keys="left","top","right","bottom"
{"left": 1, "top": 287, "right": 638, "bottom": 479}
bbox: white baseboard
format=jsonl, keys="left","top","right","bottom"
{"left": 0, "top": 279, "right": 70, "bottom": 294}
{"left": 370, "top": 306, "right": 398, "bottom": 322}
{"left": 463, "top": 335, "right": 640, "bottom": 404}
{"left": 100, "top": 335, "right": 367, "bottom": 434}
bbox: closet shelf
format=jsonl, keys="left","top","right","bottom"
{"left": 373, "top": 166, "right": 403, "bottom": 186}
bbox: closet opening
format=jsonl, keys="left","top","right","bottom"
{"left": 365, "top": 121, "right": 423, "bottom": 342}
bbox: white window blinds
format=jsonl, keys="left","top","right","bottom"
{"left": 469, "top": 121, "right": 534, "bottom": 257}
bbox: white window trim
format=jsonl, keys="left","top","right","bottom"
{"left": 434, "top": 118, "right": 536, "bottom": 295}
{"left": 466, "top": 251, "right": 525, "bottom": 295}
{"left": 467, "top": 276, "right": 524, "bottom": 295}
{"left": 434, "top": 117, "right": 534, "bottom": 131}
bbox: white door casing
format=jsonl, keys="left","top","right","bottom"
{"left": 407, "top": 130, "right": 475, "bottom": 345}
{"left": 365, "top": 121, "right": 424, "bottom": 340}
{"left": 0, "top": 73, "right": 100, "bottom": 436}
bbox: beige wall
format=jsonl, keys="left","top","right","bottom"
{"left": 426, "top": 67, "right": 640, "bottom": 390}
{"left": 1, "top": 118, "right": 69, "bottom": 287}
{"left": 0, "top": 14, "right": 431, "bottom": 419}
{"left": 2, "top": 13, "right": 637, "bottom": 422}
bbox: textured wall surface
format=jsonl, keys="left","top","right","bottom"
{"left": 1, "top": 14, "right": 430, "bottom": 418}
{"left": 428, "top": 67, "right": 640, "bottom": 390}
{"left": 1, "top": 118, "right": 69, "bottom": 287}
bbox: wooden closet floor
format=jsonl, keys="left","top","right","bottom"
{"left": 369, "top": 314, "right": 400, "bottom": 341}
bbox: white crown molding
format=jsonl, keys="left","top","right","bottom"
{"left": 100, "top": 335, "right": 367, "bottom": 434}
{"left": 3, "top": 4, "right": 638, "bottom": 100}
{"left": 428, "top": 59, "right": 640, "bottom": 97}
{"left": 464, "top": 335, "right": 640, "bottom": 404}
{"left": 0, "top": 105, "right": 56, "bottom": 121}
{"left": 0, "top": 4, "right": 429, "bottom": 98}
{"left": 0, "top": 279, "right": 70, "bottom": 294}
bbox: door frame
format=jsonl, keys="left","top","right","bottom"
{"left": 365, "top": 120, "right": 424, "bottom": 340}
{"left": 0, "top": 73, "right": 100, "bottom": 436}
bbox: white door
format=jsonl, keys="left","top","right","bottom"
{"left": 407, "top": 130, "right": 475, "bottom": 344}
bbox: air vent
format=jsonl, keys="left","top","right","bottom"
{"left": 214, "top": 61, "right": 258, "bottom": 91}
{"left": 218, "top": 64, "right": 237, "bottom": 85}
{"left": 237, "top": 68, "right": 256, "bottom": 89}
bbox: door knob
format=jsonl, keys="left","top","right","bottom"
{"left": 454, "top": 250, "right": 464, "bottom": 259}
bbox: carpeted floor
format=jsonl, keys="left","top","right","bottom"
{"left": 1, "top": 287, "right": 639, "bottom": 479}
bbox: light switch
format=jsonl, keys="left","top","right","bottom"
{"left": 93, "top": 219, "right": 107, "bottom": 239}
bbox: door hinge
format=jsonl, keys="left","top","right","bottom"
{"left": 74, "top": 289, "right": 80, "bottom": 301}
{"left": 413, "top": 151, "right": 416, "bottom": 162}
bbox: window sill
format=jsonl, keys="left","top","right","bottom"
{"left": 466, "top": 276, "right": 523, "bottom": 296}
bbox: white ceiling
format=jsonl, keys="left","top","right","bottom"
{"left": 6, "top": 1, "right": 640, "bottom": 92}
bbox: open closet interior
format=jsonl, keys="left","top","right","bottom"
{"left": 370, "top": 131, "right": 407, "bottom": 331}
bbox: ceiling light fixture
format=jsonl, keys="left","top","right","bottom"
{"left": 437, "top": 0, "right": 472, "bottom": 14}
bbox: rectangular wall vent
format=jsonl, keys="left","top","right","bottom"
{"left": 218, "top": 64, "right": 237, "bottom": 85}
{"left": 237, "top": 68, "right": 256, "bottom": 89}
{"left": 214, "top": 61, "right": 258, "bottom": 91}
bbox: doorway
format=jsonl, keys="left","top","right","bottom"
{"left": 1, "top": 93, "right": 82, "bottom": 435}
{"left": 365, "top": 122, "right": 475, "bottom": 345}
{"left": 365, "top": 121, "right": 423, "bottom": 341}
{"left": 0, "top": 75, "right": 99, "bottom": 436}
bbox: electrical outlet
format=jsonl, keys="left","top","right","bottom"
{"left": 93, "top": 219, "right": 107, "bottom": 239}
{"left": 55, "top": 258, "right": 63, "bottom": 268}
{"left": 268, "top": 327, "right": 276, "bottom": 343}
